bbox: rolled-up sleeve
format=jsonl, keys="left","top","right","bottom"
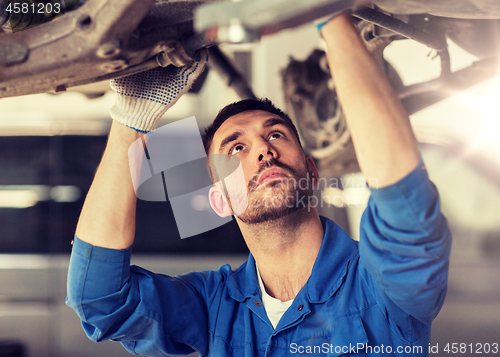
{"left": 66, "top": 237, "right": 214, "bottom": 356}
{"left": 359, "top": 161, "right": 452, "bottom": 330}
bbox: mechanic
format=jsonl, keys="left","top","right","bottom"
{"left": 66, "top": 13, "right": 452, "bottom": 356}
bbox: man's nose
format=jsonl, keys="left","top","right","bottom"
{"left": 255, "top": 139, "right": 278, "bottom": 162}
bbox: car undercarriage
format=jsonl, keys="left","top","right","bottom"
{"left": 1, "top": 0, "right": 500, "bottom": 176}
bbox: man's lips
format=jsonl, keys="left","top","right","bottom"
{"left": 258, "top": 168, "right": 288, "bottom": 185}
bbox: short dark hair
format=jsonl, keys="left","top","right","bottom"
{"left": 202, "top": 98, "right": 302, "bottom": 155}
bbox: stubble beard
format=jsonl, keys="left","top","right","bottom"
{"left": 234, "top": 158, "right": 314, "bottom": 225}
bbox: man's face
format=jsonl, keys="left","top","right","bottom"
{"left": 209, "top": 110, "right": 317, "bottom": 224}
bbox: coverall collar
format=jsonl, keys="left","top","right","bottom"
{"left": 227, "top": 217, "right": 358, "bottom": 304}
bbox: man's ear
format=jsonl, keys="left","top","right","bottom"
{"left": 306, "top": 155, "right": 320, "bottom": 188}
{"left": 209, "top": 183, "right": 233, "bottom": 217}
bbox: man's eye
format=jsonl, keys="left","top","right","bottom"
{"left": 269, "top": 132, "right": 284, "bottom": 141}
{"left": 231, "top": 144, "right": 245, "bottom": 155}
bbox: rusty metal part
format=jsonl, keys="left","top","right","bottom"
{"left": 181, "top": 32, "right": 217, "bottom": 58}
{"left": 68, "top": 57, "right": 159, "bottom": 87}
{"left": 157, "top": 39, "right": 194, "bottom": 67}
{"left": 356, "top": 18, "right": 395, "bottom": 70}
{"left": 0, "top": 0, "right": 211, "bottom": 98}
{"left": 352, "top": 6, "right": 446, "bottom": 50}
{"left": 350, "top": 8, "right": 453, "bottom": 97}
{"left": 0, "top": 0, "right": 154, "bottom": 97}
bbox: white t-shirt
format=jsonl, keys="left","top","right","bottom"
{"left": 256, "top": 266, "right": 294, "bottom": 329}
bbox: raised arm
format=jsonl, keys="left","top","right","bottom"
{"left": 75, "top": 122, "right": 142, "bottom": 249}
{"left": 74, "top": 52, "right": 208, "bottom": 249}
{"left": 320, "top": 15, "right": 452, "bottom": 332}
{"left": 321, "top": 14, "right": 421, "bottom": 188}
{"left": 67, "top": 54, "right": 211, "bottom": 355}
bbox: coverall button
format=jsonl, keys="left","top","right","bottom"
{"left": 255, "top": 301, "right": 262, "bottom": 306}
{"left": 298, "top": 305, "right": 303, "bottom": 311}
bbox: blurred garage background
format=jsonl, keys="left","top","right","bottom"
{"left": 1, "top": 20, "right": 500, "bottom": 357}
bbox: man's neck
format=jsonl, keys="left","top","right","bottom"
{"left": 238, "top": 209, "right": 324, "bottom": 301}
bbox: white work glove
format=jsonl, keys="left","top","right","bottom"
{"left": 110, "top": 49, "right": 208, "bottom": 132}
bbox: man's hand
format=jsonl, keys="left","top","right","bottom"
{"left": 110, "top": 49, "right": 208, "bottom": 132}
